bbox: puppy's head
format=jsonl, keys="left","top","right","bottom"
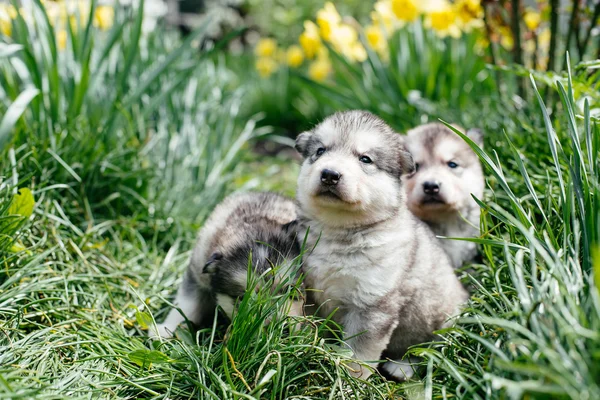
{"left": 403, "top": 123, "right": 484, "bottom": 223}
{"left": 204, "top": 221, "right": 301, "bottom": 318}
{"left": 295, "top": 111, "right": 414, "bottom": 228}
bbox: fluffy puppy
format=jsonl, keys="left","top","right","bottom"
{"left": 295, "top": 111, "right": 468, "bottom": 380}
{"left": 404, "top": 123, "right": 484, "bottom": 268}
{"left": 153, "top": 192, "right": 301, "bottom": 338}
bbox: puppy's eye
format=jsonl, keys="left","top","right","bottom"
{"left": 359, "top": 156, "right": 372, "bottom": 164}
{"left": 447, "top": 161, "right": 458, "bottom": 169}
{"left": 316, "top": 147, "right": 326, "bottom": 156}
{"left": 414, "top": 163, "right": 420, "bottom": 172}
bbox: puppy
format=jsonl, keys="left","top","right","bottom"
{"left": 404, "top": 123, "right": 484, "bottom": 268}
{"left": 295, "top": 111, "right": 468, "bottom": 380}
{"left": 153, "top": 192, "right": 301, "bottom": 338}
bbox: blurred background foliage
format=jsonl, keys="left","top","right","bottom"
{"left": 240, "top": 0, "right": 600, "bottom": 136}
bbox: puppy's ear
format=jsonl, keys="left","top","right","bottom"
{"left": 399, "top": 147, "right": 415, "bottom": 175}
{"left": 282, "top": 220, "right": 298, "bottom": 234}
{"left": 203, "top": 252, "right": 222, "bottom": 274}
{"left": 295, "top": 131, "right": 312, "bottom": 157}
{"left": 395, "top": 134, "right": 416, "bottom": 175}
{"left": 466, "top": 128, "right": 484, "bottom": 149}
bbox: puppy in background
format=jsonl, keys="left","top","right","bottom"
{"left": 295, "top": 110, "right": 467, "bottom": 380}
{"left": 404, "top": 123, "right": 484, "bottom": 268}
{"left": 152, "top": 192, "right": 301, "bottom": 338}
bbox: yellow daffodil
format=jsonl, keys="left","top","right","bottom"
{"left": 44, "top": 2, "right": 64, "bottom": 26}
{"left": 474, "top": 35, "right": 489, "bottom": 55}
{"left": 371, "top": 0, "right": 395, "bottom": 32}
{"left": 523, "top": 9, "right": 541, "bottom": 31}
{"left": 308, "top": 56, "right": 332, "bottom": 82}
{"left": 255, "top": 56, "right": 278, "bottom": 78}
{"left": 316, "top": 46, "right": 329, "bottom": 60}
{"left": 316, "top": 2, "right": 341, "bottom": 41}
{"left": 67, "top": 1, "right": 91, "bottom": 28}
{"left": 365, "top": 24, "right": 387, "bottom": 52}
{"left": 425, "top": 3, "right": 462, "bottom": 38}
{"left": 255, "top": 37, "right": 278, "bottom": 58}
{"left": 329, "top": 23, "right": 366, "bottom": 62}
{"left": 420, "top": 0, "right": 451, "bottom": 12}
{"left": 94, "top": 5, "right": 114, "bottom": 30}
{"left": 0, "top": 4, "right": 17, "bottom": 37}
{"left": 350, "top": 42, "right": 367, "bottom": 62}
{"left": 498, "top": 27, "right": 513, "bottom": 50}
{"left": 286, "top": 45, "right": 304, "bottom": 67}
{"left": 454, "top": 0, "right": 484, "bottom": 31}
{"left": 391, "top": 0, "right": 420, "bottom": 23}
{"left": 538, "top": 27, "right": 550, "bottom": 48}
{"left": 57, "top": 29, "right": 68, "bottom": 50}
{"left": 329, "top": 23, "right": 357, "bottom": 49}
{"left": 299, "top": 20, "right": 322, "bottom": 59}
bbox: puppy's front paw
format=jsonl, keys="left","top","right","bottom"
{"left": 382, "top": 359, "right": 416, "bottom": 381}
{"left": 346, "top": 362, "right": 373, "bottom": 380}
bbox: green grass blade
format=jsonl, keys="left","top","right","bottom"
{"left": 0, "top": 87, "right": 39, "bottom": 148}
{"left": 530, "top": 74, "right": 566, "bottom": 201}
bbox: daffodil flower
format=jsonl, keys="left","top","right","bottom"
{"left": 299, "top": 20, "right": 322, "bottom": 59}
{"left": 0, "top": 4, "right": 17, "bottom": 37}
{"left": 308, "top": 56, "right": 332, "bottom": 82}
{"left": 255, "top": 56, "right": 278, "bottom": 78}
{"left": 425, "top": 2, "right": 462, "bottom": 39}
{"left": 523, "top": 9, "right": 541, "bottom": 31}
{"left": 316, "top": 2, "right": 341, "bottom": 41}
{"left": 286, "top": 45, "right": 304, "bottom": 67}
{"left": 255, "top": 38, "right": 278, "bottom": 58}
{"left": 391, "top": 0, "right": 420, "bottom": 23}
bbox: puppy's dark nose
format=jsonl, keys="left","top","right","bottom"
{"left": 423, "top": 181, "right": 440, "bottom": 195}
{"left": 321, "top": 169, "right": 341, "bottom": 186}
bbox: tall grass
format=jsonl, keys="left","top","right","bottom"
{"left": 413, "top": 60, "right": 600, "bottom": 398}
{"left": 0, "top": 0, "right": 262, "bottom": 232}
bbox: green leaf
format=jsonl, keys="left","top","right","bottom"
{"left": 127, "top": 349, "right": 172, "bottom": 368}
{"left": 135, "top": 311, "right": 153, "bottom": 330}
{"left": 9, "top": 241, "right": 27, "bottom": 253}
{"left": 593, "top": 246, "right": 600, "bottom": 298}
{"left": 8, "top": 188, "right": 35, "bottom": 218}
{"left": 0, "top": 43, "right": 23, "bottom": 58}
{"left": 0, "top": 88, "right": 40, "bottom": 149}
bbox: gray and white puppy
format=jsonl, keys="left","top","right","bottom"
{"left": 404, "top": 123, "right": 484, "bottom": 268}
{"left": 295, "top": 111, "right": 468, "bottom": 380}
{"left": 153, "top": 192, "right": 301, "bottom": 338}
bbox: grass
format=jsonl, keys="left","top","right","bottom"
{"left": 416, "top": 63, "right": 600, "bottom": 398}
{"left": 1, "top": 1, "right": 600, "bottom": 399}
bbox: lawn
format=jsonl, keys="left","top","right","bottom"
{"left": 0, "top": 0, "right": 599, "bottom": 399}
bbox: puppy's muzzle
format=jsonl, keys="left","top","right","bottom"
{"left": 423, "top": 181, "right": 441, "bottom": 195}
{"left": 321, "top": 169, "right": 341, "bottom": 186}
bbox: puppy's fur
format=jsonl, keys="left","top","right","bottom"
{"left": 153, "top": 192, "right": 301, "bottom": 338}
{"left": 295, "top": 111, "right": 467, "bottom": 380}
{"left": 404, "top": 123, "right": 484, "bottom": 268}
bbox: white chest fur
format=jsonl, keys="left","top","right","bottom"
{"left": 302, "top": 217, "right": 411, "bottom": 317}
